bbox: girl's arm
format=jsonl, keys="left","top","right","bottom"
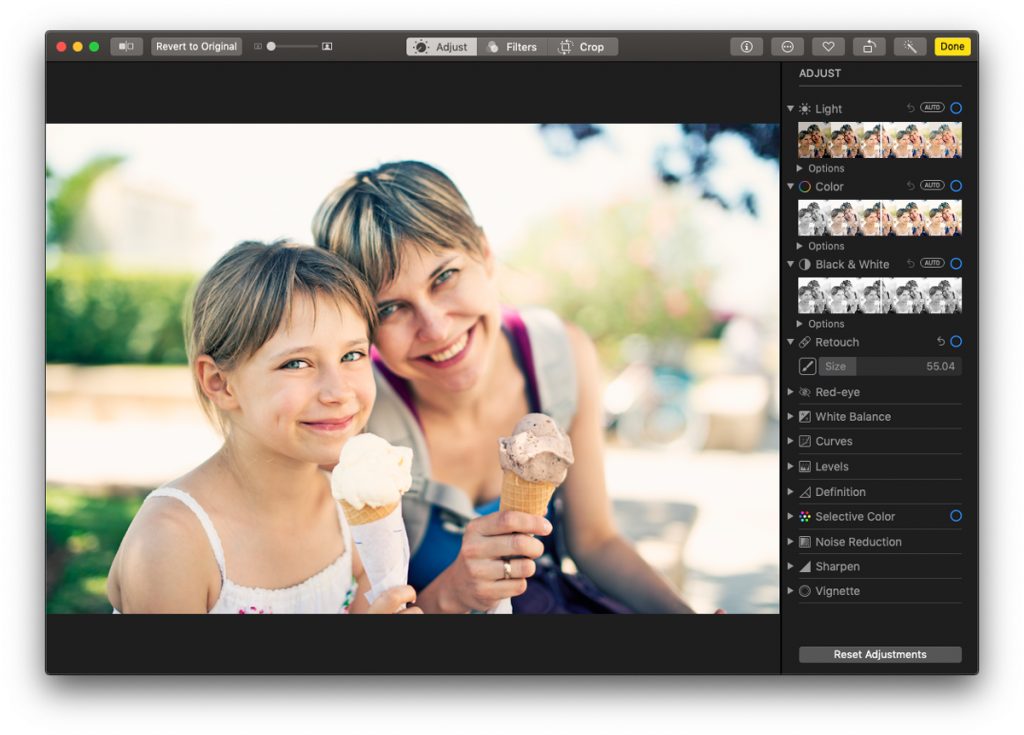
{"left": 559, "top": 322, "right": 697, "bottom": 614}
{"left": 109, "top": 500, "right": 216, "bottom": 613}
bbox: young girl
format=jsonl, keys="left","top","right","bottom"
{"left": 925, "top": 286, "right": 948, "bottom": 314}
{"left": 107, "top": 241, "right": 420, "bottom": 614}
{"left": 798, "top": 286, "right": 816, "bottom": 314}
{"left": 892, "top": 286, "right": 914, "bottom": 314}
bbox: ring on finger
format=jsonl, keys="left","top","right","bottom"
{"left": 503, "top": 560, "right": 513, "bottom": 580}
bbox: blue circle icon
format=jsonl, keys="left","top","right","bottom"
{"left": 950, "top": 334, "right": 963, "bottom": 349}
{"left": 950, "top": 257, "right": 963, "bottom": 271}
{"left": 950, "top": 101, "right": 963, "bottom": 115}
{"left": 949, "top": 509, "right": 963, "bottom": 523}
{"left": 950, "top": 179, "right": 963, "bottom": 193}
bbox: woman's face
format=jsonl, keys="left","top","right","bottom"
{"left": 372, "top": 244, "right": 501, "bottom": 395}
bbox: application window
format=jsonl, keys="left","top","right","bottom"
{"left": 44, "top": 30, "right": 977, "bottom": 675}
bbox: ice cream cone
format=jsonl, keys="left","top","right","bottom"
{"left": 340, "top": 500, "right": 399, "bottom": 526}
{"left": 499, "top": 471, "right": 556, "bottom": 516}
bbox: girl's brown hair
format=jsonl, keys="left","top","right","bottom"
{"left": 186, "top": 240, "right": 377, "bottom": 430}
{"left": 311, "top": 161, "right": 485, "bottom": 292}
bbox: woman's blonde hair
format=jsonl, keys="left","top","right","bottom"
{"left": 185, "top": 240, "right": 377, "bottom": 431}
{"left": 312, "top": 161, "right": 485, "bottom": 292}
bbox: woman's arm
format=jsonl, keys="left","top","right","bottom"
{"left": 559, "top": 322, "right": 696, "bottom": 613}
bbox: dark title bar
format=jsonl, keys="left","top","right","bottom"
{"left": 45, "top": 31, "right": 979, "bottom": 62}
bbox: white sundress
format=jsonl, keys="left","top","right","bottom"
{"left": 115, "top": 487, "right": 359, "bottom": 614}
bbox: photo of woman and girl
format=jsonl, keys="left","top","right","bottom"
{"left": 797, "top": 277, "right": 963, "bottom": 315}
{"left": 797, "top": 121, "right": 963, "bottom": 159}
{"left": 106, "top": 162, "right": 714, "bottom": 615}
{"left": 799, "top": 200, "right": 962, "bottom": 237}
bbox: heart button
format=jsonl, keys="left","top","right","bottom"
{"left": 822, "top": 41, "right": 835, "bottom": 52}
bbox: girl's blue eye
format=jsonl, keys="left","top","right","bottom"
{"left": 341, "top": 351, "right": 365, "bottom": 363}
{"left": 434, "top": 268, "right": 458, "bottom": 287}
{"left": 282, "top": 359, "right": 309, "bottom": 370}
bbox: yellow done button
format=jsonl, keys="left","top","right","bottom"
{"left": 935, "top": 37, "right": 971, "bottom": 56}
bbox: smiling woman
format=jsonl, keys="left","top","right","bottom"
{"left": 314, "top": 161, "right": 702, "bottom": 614}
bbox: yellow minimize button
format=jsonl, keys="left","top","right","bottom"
{"left": 935, "top": 37, "right": 971, "bottom": 56}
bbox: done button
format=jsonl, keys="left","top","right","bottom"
{"left": 934, "top": 37, "right": 971, "bottom": 56}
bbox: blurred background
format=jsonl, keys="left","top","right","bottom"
{"left": 45, "top": 123, "right": 780, "bottom": 614}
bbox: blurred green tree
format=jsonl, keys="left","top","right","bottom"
{"left": 46, "top": 155, "right": 125, "bottom": 251}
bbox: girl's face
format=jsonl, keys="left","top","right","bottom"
{"left": 899, "top": 212, "right": 911, "bottom": 225}
{"left": 373, "top": 244, "right": 501, "bottom": 395}
{"left": 866, "top": 212, "right": 878, "bottom": 225}
{"left": 832, "top": 212, "right": 845, "bottom": 226}
{"left": 898, "top": 291, "right": 910, "bottom": 304}
{"left": 799, "top": 291, "right": 812, "bottom": 304}
{"left": 225, "top": 294, "right": 375, "bottom": 466}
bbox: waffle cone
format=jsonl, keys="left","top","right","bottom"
{"left": 340, "top": 500, "right": 399, "bottom": 526}
{"left": 499, "top": 471, "right": 557, "bottom": 516}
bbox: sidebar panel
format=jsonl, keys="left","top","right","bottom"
{"left": 780, "top": 60, "right": 978, "bottom": 673}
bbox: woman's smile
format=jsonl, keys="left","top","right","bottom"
{"left": 417, "top": 321, "right": 476, "bottom": 368}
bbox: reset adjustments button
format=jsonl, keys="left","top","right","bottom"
{"left": 151, "top": 37, "right": 243, "bottom": 56}
{"left": 800, "top": 647, "right": 962, "bottom": 664}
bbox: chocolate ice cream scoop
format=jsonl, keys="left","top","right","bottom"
{"left": 498, "top": 413, "right": 574, "bottom": 485}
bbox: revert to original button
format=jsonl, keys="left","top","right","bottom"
{"left": 800, "top": 647, "right": 962, "bottom": 664}
{"left": 151, "top": 38, "right": 242, "bottom": 56}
